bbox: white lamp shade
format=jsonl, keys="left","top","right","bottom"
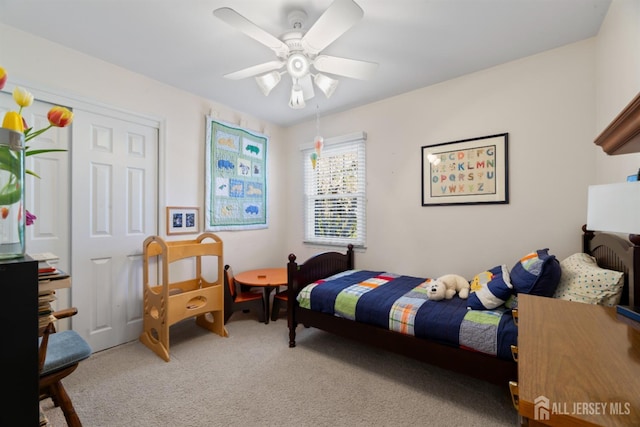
{"left": 288, "top": 84, "right": 305, "bottom": 109}
{"left": 255, "top": 71, "right": 281, "bottom": 96}
{"left": 314, "top": 73, "right": 339, "bottom": 98}
{"left": 587, "top": 182, "right": 640, "bottom": 234}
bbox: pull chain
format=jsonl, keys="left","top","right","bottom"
{"left": 310, "top": 105, "right": 324, "bottom": 169}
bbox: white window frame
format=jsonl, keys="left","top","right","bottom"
{"left": 301, "top": 131, "right": 366, "bottom": 247}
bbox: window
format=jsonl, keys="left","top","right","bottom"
{"left": 302, "top": 131, "right": 366, "bottom": 247}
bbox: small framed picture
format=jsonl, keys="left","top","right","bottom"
{"left": 166, "top": 206, "right": 199, "bottom": 235}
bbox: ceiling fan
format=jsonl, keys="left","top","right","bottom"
{"left": 213, "top": 0, "right": 378, "bottom": 109}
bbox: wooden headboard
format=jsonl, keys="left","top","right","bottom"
{"left": 583, "top": 226, "right": 640, "bottom": 307}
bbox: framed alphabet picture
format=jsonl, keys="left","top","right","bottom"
{"left": 166, "top": 206, "right": 199, "bottom": 235}
{"left": 421, "top": 133, "right": 509, "bottom": 206}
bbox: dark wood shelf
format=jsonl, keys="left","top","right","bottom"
{"left": 595, "top": 91, "right": 640, "bottom": 155}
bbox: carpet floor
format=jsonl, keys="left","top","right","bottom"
{"left": 42, "top": 311, "right": 518, "bottom": 426}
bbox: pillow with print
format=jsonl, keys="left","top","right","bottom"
{"left": 553, "top": 253, "right": 624, "bottom": 306}
{"left": 467, "top": 265, "right": 514, "bottom": 310}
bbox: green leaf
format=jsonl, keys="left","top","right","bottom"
{"left": 25, "top": 149, "right": 67, "bottom": 157}
{"left": 26, "top": 169, "right": 41, "bottom": 179}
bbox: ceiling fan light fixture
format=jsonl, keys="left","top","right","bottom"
{"left": 255, "top": 71, "right": 281, "bottom": 96}
{"left": 314, "top": 73, "right": 339, "bottom": 98}
{"left": 214, "top": 2, "right": 379, "bottom": 111}
{"left": 286, "top": 53, "right": 310, "bottom": 79}
{"left": 289, "top": 84, "right": 306, "bottom": 109}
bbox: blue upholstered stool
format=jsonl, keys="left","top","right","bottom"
{"left": 39, "top": 328, "right": 92, "bottom": 427}
{"left": 41, "top": 330, "right": 92, "bottom": 375}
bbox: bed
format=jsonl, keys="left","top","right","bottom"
{"left": 285, "top": 227, "right": 639, "bottom": 387}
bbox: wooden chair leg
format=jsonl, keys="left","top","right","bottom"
{"left": 257, "top": 300, "right": 266, "bottom": 323}
{"left": 44, "top": 385, "right": 61, "bottom": 408}
{"left": 50, "top": 381, "right": 82, "bottom": 427}
{"left": 271, "top": 299, "right": 281, "bottom": 321}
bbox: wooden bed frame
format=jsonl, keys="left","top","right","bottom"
{"left": 286, "top": 227, "right": 639, "bottom": 387}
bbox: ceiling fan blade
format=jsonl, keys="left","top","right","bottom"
{"left": 224, "top": 60, "right": 284, "bottom": 80}
{"left": 314, "top": 55, "right": 378, "bottom": 80}
{"left": 301, "top": 0, "right": 364, "bottom": 55}
{"left": 213, "top": 7, "right": 289, "bottom": 57}
{"left": 299, "top": 74, "right": 315, "bottom": 100}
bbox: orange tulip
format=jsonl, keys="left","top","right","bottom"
{"left": 47, "top": 106, "right": 73, "bottom": 127}
{"left": 0, "top": 66, "right": 6, "bottom": 90}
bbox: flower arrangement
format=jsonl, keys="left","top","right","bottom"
{"left": 0, "top": 65, "right": 74, "bottom": 225}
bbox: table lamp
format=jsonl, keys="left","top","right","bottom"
{"left": 587, "top": 182, "right": 640, "bottom": 235}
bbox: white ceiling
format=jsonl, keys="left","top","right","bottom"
{"left": 0, "top": 0, "right": 611, "bottom": 127}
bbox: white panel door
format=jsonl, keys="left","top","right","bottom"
{"left": 71, "top": 110, "right": 158, "bottom": 352}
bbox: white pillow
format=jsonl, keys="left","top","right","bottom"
{"left": 553, "top": 253, "right": 624, "bottom": 306}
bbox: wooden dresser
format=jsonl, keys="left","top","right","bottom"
{"left": 515, "top": 294, "right": 640, "bottom": 426}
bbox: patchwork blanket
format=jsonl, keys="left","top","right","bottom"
{"left": 297, "top": 270, "right": 517, "bottom": 360}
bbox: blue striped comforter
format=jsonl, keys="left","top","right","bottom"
{"left": 297, "top": 270, "right": 517, "bottom": 360}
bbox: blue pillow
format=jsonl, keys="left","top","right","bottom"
{"left": 510, "top": 249, "right": 561, "bottom": 296}
{"left": 467, "top": 265, "right": 513, "bottom": 310}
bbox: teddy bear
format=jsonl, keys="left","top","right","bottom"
{"left": 426, "top": 274, "right": 471, "bottom": 301}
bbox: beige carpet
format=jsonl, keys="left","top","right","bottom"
{"left": 42, "top": 311, "right": 518, "bottom": 426}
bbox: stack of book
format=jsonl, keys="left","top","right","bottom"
{"left": 38, "top": 291, "right": 57, "bottom": 333}
{"left": 30, "top": 253, "right": 71, "bottom": 334}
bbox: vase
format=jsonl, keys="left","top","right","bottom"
{"left": 0, "top": 128, "right": 25, "bottom": 259}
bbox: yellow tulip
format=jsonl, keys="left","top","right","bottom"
{"left": 13, "top": 86, "right": 34, "bottom": 110}
{"left": 0, "top": 67, "right": 69, "bottom": 213}
{"left": 1, "top": 111, "right": 24, "bottom": 133}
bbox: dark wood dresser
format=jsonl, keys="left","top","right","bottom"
{"left": 0, "top": 256, "right": 39, "bottom": 426}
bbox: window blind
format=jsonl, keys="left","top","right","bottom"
{"left": 302, "top": 132, "right": 366, "bottom": 247}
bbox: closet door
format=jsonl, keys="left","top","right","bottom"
{"left": 71, "top": 109, "right": 158, "bottom": 352}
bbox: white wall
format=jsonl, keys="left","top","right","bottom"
{"left": 0, "top": 23, "right": 289, "bottom": 273}
{"left": 4, "top": 0, "right": 637, "bottom": 282}
{"left": 285, "top": 40, "right": 597, "bottom": 279}
{"left": 594, "top": 0, "right": 640, "bottom": 183}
